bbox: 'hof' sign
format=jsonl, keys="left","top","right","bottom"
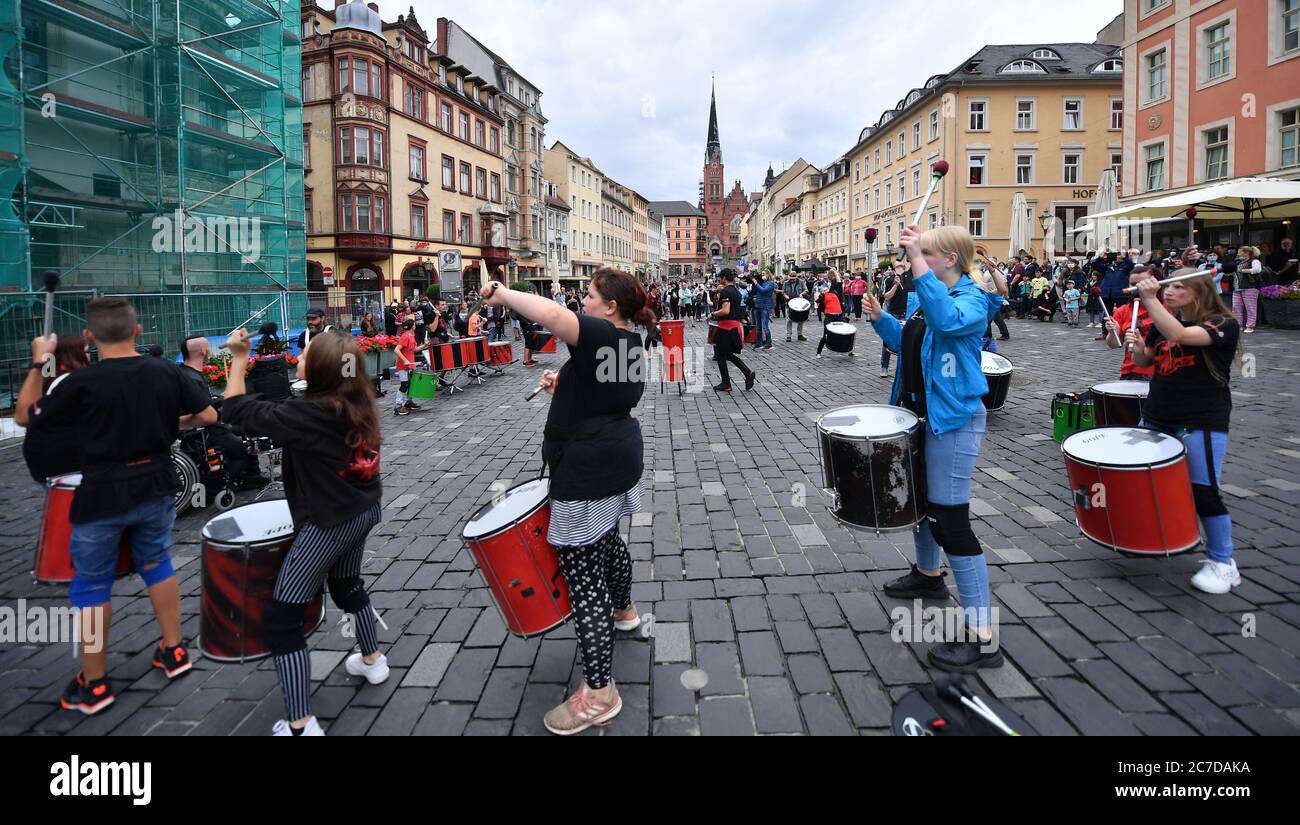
{"left": 438, "top": 249, "right": 463, "bottom": 303}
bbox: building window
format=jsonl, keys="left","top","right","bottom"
{"left": 409, "top": 142, "right": 425, "bottom": 181}
{"left": 968, "top": 100, "right": 986, "bottom": 131}
{"left": 1030, "top": 48, "right": 1061, "bottom": 60}
{"left": 968, "top": 155, "right": 986, "bottom": 186}
{"left": 1016, "top": 154, "right": 1034, "bottom": 184}
{"left": 968, "top": 208, "right": 986, "bottom": 236}
{"left": 884, "top": 180, "right": 892, "bottom": 207}
{"left": 404, "top": 82, "right": 424, "bottom": 120}
{"left": 1063, "top": 98, "right": 1083, "bottom": 130}
{"left": 459, "top": 162, "right": 471, "bottom": 194}
{"left": 404, "top": 39, "right": 424, "bottom": 65}
{"left": 305, "top": 192, "right": 313, "bottom": 233}
{"left": 490, "top": 128, "right": 500, "bottom": 154}
{"left": 1281, "top": 107, "right": 1300, "bottom": 168}
{"left": 475, "top": 119, "right": 486, "bottom": 147}
{"left": 913, "top": 168, "right": 921, "bottom": 198}
{"left": 475, "top": 167, "right": 487, "bottom": 199}
{"left": 886, "top": 141, "right": 893, "bottom": 164}
{"left": 874, "top": 149, "right": 881, "bottom": 171}
{"left": 1204, "top": 126, "right": 1230, "bottom": 180}
{"left": 441, "top": 155, "right": 454, "bottom": 190}
{"left": 302, "top": 65, "right": 314, "bottom": 100}
{"left": 340, "top": 194, "right": 351, "bottom": 231}
{"left": 460, "top": 214, "right": 472, "bottom": 244}
{"left": 339, "top": 193, "right": 383, "bottom": 233}
{"left": 1206, "top": 21, "right": 1232, "bottom": 80}
{"left": 442, "top": 211, "right": 455, "bottom": 241}
{"left": 929, "top": 111, "right": 939, "bottom": 141}
{"left": 1063, "top": 153, "right": 1081, "bottom": 184}
{"left": 1016, "top": 99, "right": 1036, "bottom": 130}
{"left": 1146, "top": 49, "right": 1168, "bottom": 101}
{"left": 1110, "top": 97, "right": 1124, "bottom": 131}
{"left": 411, "top": 203, "right": 427, "bottom": 239}
{"left": 440, "top": 102, "right": 452, "bottom": 132}
{"left": 913, "top": 122, "right": 921, "bottom": 149}
{"left": 1002, "top": 59, "right": 1046, "bottom": 74}
{"left": 459, "top": 112, "right": 470, "bottom": 141}
{"left": 1110, "top": 151, "right": 1123, "bottom": 181}
{"left": 491, "top": 173, "right": 502, "bottom": 202}
{"left": 1285, "top": 0, "right": 1300, "bottom": 54}
{"left": 338, "top": 126, "right": 382, "bottom": 167}
{"left": 1145, "top": 143, "right": 1166, "bottom": 191}
{"left": 303, "top": 126, "right": 311, "bottom": 168}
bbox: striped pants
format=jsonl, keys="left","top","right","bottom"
{"left": 270, "top": 502, "right": 382, "bottom": 721}
{"left": 556, "top": 529, "right": 633, "bottom": 690}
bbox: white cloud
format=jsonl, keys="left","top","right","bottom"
{"left": 411, "top": 0, "right": 1123, "bottom": 200}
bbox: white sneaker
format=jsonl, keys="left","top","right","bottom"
{"left": 613, "top": 605, "right": 641, "bottom": 632}
{"left": 272, "top": 717, "right": 325, "bottom": 736}
{"left": 345, "top": 652, "right": 390, "bottom": 685}
{"left": 1190, "top": 559, "right": 1241, "bottom": 595}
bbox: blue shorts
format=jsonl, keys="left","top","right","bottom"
{"left": 70, "top": 496, "right": 176, "bottom": 607}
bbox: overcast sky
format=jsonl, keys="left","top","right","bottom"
{"left": 416, "top": 0, "right": 1123, "bottom": 202}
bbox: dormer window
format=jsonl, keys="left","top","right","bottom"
{"left": 1001, "top": 59, "right": 1047, "bottom": 74}
{"left": 1093, "top": 59, "right": 1122, "bottom": 73}
{"left": 404, "top": 39, "right": 424, "bottom": 65}
{"left": 456, "top": 74, "right": 463, "bottom": 93}
{"left": 438, "top": 64, "right": 446, "bottom": 84}
{"left": 1029, "top": 48, "right": 1061, "bottom": 60}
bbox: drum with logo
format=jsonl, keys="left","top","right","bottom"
{"left": 199, "top": 500, "right": 324, "bottom": 661}
{"left": 980, "top": 352, "right": 1014, "bottom": 412}
{"left": 32, "top": 474, "right": 134, "bottom": 585}
{"left": 817, "top": 404, "right": 926, "bottom": 532}
{"left": 462, "top": 479, "right": 571, "bottom": 638}
{"left": 1061, "top": 427, "right": 1199, "bottom": 557}
{"left": 1089, "top": 380, "right": 1149, "bottom": 427}
{"left": 825, "top": 322, "right": 856, "bottom": 354}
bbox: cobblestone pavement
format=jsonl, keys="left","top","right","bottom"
{"left": 2, "top": 314, "right": 1299, "bottom": 736}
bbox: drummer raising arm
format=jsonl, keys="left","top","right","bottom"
{"left": 865, "top": 225, "right": 1005, "bottom": 673}
{"left": 1125, "top": 270, "right": 1242, "bottom": 595}
{"left": 222, "top": 328, "right": 386, "bottom": 735}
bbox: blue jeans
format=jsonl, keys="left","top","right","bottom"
{"left": 754, "top": 308, "right": 772, "bottom": 347}
{"left": 913, "top": 408, "right": 992, "bottom": 627}
{"left": 1141, "top": 420, "right": 1234, "bottom": 563}
{"left": 70, "top": 495, "right": 176, "bottom": 608}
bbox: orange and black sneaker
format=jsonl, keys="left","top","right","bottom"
{"left": 60, "top": 672, "right": 115, "bottom": 715}
{"left": 152, "top": 641, "right": 193, "bottom": 679}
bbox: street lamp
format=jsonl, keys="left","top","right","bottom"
{"left": 1040, "top": 210, "right": 1054, "bottom": 259}
{"left": 1186, "top": 206, "right": 1198, "bottom": 246}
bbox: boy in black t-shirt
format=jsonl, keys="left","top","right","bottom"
{"left": 16, "top": 297, "right": 217, "bottom": 714}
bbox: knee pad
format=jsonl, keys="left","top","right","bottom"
{"left": 137, "top": 555, "right": 175, "bottom": 588}
{"left": 925, "top": 502, "right": 983, "bottom": 557}
{"left": 1192, "top": 484, "right": 1229, "bottom": 518}
{"left": 327, "top": 575, "right": 369, "bottom": 614}
{"left": 399, "top": 380, "right": 411, "bottom": 394}
{"left": 69, "top": 572, "right": 117, "bottom": 609}
{"left": 262, "top": 599, "right": 308, "bottom": 656}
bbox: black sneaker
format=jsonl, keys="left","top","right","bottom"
{"left": 882, "top": 564, "right": 949, "bottom": 599}
{"left": 713, "top": 383, "right": 732, "bottom": 392}
{"left": 798, "top": 336, "right": 808, "bottom": 341}
{"left": 61, "top": 672, "right": 115, "bottom": 715}
{"left": 152, "top": 641, "right": 193, "bottom": 679}
{"left": 927, "top": 640, "right": 1005, "bottom": 673}
{"left": 745, "top": 372, "right": 756, "bottom": 391}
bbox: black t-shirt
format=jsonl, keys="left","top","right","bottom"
{"left": 886, "top": 274, "right": 911, "bottom": 318}
{"left": 22, "top": 375, "right": 82, "bottom": 483}
{"left": 716, "top": 285, "right": 743, "bottom": 321}
{"left": 543, "top": 315, "right": 645, "bottom": 501}
{"left": 26, "top": 356, "right": 212, "bottom": 522}
{"left": 899, "top": 311, "right": 928, "bottom": 419}
{"left": 1144, "top": 314, "right": 1239, "bottom": 432}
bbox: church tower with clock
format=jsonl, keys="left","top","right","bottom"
{"left": 700, "top": 80, "right": 750, "bottom": 267}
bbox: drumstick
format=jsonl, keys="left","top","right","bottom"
{"left": 899, "top": 160, "right": 949, "bottom": 259}
{"left": 1121, "top": 267, "right": 1219, "bottom": 295}
{"left": 1098, "top": 295, "right": 1120, "bottom": 346}
{"left": 1126, "top": 298, "right": 1140, "bottom": 352}
{"left": 41, "top": 270, "right": 60, "bottom": 339}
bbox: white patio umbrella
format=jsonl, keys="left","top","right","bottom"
{"left": 1087, "top": 176, "right": 1300, "bottom": 245}
{"left": 1091, "top": 168, "right": 1121, "bottom": 253}
{"left": 1008, "top": 192, "right": 1033, "bottom": 259}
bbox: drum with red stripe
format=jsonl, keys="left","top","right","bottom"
{"left": 535, "top": 333, "right": 558, "bottom": 353}
{"left": 428, "top": 341, "right": 460, "bottom": 372}
{"left": 1061, "top": 427, "right": 1200, "bottom": 557}
{"left": 462, "top": 479, "right": 571, "bottom": 638}
{"left": 33, "top": 474, "right": 134, "bottom": 585}
{"left": 489, "top": 341, "right": 513, "bottom": 366}
{"left": 459, "top": 336, "right": 490, "bottom": 365}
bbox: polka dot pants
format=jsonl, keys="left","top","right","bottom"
{"left": 556, "top": 529, "right": 633, "bottom": 690}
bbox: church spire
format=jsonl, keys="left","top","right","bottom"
{"left": 706, "top": 76, "right": 721, "bottom": 166}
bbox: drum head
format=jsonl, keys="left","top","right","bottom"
{"left": 981, "top": 351, "right": 1013, "bottom": 376}
{"left": 789, "top": 298, "right": 811, "bottom": 313}
{"left": 818, "top": 404, "right": 918, "bottom": 438}
{"left": 49, "top": 473, "right": 82, "bottom": 488}
{"left": 464, "top": 479, "right": 550, "bottom": 539}
{"left": 1062, "top": 427, "right": 1183, "bottom": 467}
{"left": 827, "top": 322, "right": 856, "bottom": 336}
{"left": 1091, "top": 380, "right": 1149, "bottom": 398}
{"left": 202, "top": 499, "right": 294, "bottom": 543}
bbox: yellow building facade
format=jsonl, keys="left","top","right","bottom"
{"left": 545, "top": 141, "right": 604, "bottom": 282}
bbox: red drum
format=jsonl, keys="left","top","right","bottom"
{"left": 199, "top": 500, "right": 324, "bottom": 662}
{"left": 489, "top": 341, "right": 514, "bottom": 366}
{"left": 462, "top": 479, "right": 571, "bottom": 638}
{"left": 428, "top": 337, "right": 489, "bottom": 371}
{"left": 33, "top": 474, "right": 133, "bottom": 585}
{"left": 536, "top": 333, "right": 558, "bottom": 354}
{"left": 460, "top": 336, "right": 490, "bottom": 365}
{"left": 1061, "top": 427, "right": 1200, "bottom": 557}
{"left": 1090, "top": 381, "right": 1149, "bottom": 427}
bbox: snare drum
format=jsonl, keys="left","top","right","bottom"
{"left": 1061, "top": 427, "right": 1200, "bottom": 557}
{"left": 408, "top": 370, "right": 438, "bottom": 400}
{"left": 981, "top": 352, "right": 1014, "bottom": 412}
{"left": 536, "top": 333, "right": 558, "bottom": 354}
{"left": 199, "top": 500, "right": 324, "bottom": 662}
{"left": 1090, "top": 380, "right": 1149, "bottom": 427}
{"left": 33, "top": 474, "right": 134, "bottom": 585}
{"left": 825, "top": 322, "right": 856, "bottom": 354}
{"left": 788, "top": 298, "right": 812, "bottom": 323}
{"left": 462, "top": 479, "right": 571, "bottom": 638}
{"left": 489, "top": 341, "right": 513, "bottom": 366}
{"left": 817, "top": 404, "right": 926, "bottom": 532}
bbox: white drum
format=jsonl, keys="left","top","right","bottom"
{"left": 981, "top": 351, "right": 1014, "bottom": 412}
{"left": 825, "top": 322, "right": 856, "bottom": 354}
{"left": 290, "top": 379, "right": 308, "bottom": 397}
{"left": 1090, "top": 380, "right": 1149, "bottom": 427}
{"left": 787, "top": 298, "right": 812, "bottom": 323}
{"left": 201, "top": 499, "right": 295, "bottom": 544}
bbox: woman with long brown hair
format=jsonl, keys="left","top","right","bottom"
{"left": 222, "top": 328, "right": 386, "bottom": 736}
{"left": 1126, "top": 270, "right": 1242, "bottom": 594}
{"left": 479, "top": 267, "right": 655, "bottom": 735}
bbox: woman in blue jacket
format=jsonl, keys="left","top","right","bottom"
{"left": 866, "top": 224, "right": 1005, "bottom": 673}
